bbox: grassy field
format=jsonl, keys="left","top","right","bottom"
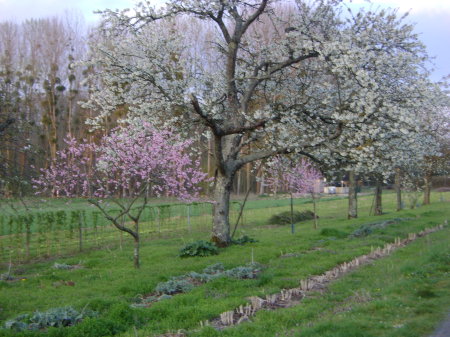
{"left": 0, "top": 191, "right": 448, "bottom": 337}
{"left": 0, "top": 193, "right": 356, "bottom": 263}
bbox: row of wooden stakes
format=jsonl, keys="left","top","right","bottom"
{"left": 197, "top": 223, "right": 446, "bottom": 329}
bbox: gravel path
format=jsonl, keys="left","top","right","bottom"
{"left": 430, "top": 312, "right": 450, "bottom": 337}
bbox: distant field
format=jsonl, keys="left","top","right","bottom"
{"left": 0, "top": 191, "right": 447, "bottom": 263}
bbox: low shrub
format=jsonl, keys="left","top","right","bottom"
{"left": 268, "top": 210, "right": 317, "bottom": 225}
{"left": 155, "top": 279, "right": 195, "bottom": 295}
{"left": 231, "top": 235, "right": 258, "bottom": 245}
{"left": 3, "top": 306, "right": 97, "bottom": 332}
{"left": 225, "top": 266, "right": 256, "bottom": 279}
{"left": 225, "top": 263, "right": 261, "bottom": 279}
{"left": 178, "top": 240, "right": 218, "bottom": 257}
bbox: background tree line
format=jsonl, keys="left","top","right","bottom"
{"left": 0, "top": 7, "right": 319, "bottom": 198}
{"left": 0, "top": 3, "right": 448, "bottom": 205}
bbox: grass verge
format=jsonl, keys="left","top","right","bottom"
{"left": 0, "top": 192, "right": 448, "bottom": 337}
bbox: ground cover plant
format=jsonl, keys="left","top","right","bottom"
{"left": 349, "top": 218, "right": 414, "bottom": 237}
{"left": 178, "top": 241, "right": 219, "bottom": 258}
{"left": 4, "top": 306, "right": 97, "bottom": 332}
{"left": 130, "top": 262, "right": 262, "bottom": 308}
{"left": 0, "top": 192, "right": 448, "bottom": 337}
{"left": 268, "top": 210, "right": 317, "bottom": 225}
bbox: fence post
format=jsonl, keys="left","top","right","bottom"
{"left": 78, "top": 211, "right": 83, "bottom": 252}
{"left": 187, "top": 204, "right": 191, "bottom": 232}
{"left": 156, "top": 207, "right": 160, "bottom": 233}
{"left": 25, "top": 215, "right": 32, "bottom": 260}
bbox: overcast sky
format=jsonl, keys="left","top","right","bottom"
{"left": 0, "top": 0, "right": 449, "bottom": 81}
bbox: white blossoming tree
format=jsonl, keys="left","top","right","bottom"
{"left": 83, "top": 0, "right": 437, "bottom": 246}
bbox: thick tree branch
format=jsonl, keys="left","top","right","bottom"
{"left": 209, "top": 2, "right": 231, "bottom": 44}
{"left": 242, "top": 51, "right": 320, "bottom": 112}
{"left": 222, "top": 119, "right": 267, "bottom": 136}
{"left": 190, "top": 94, "right": 222, "bottom": 135}
{"left": 329, "top": 122, "right": 344, "bottom": 141}
{"left": 235, "top": 148, "right": 289, "bottom": 169}
{"left": 88, "top": 199, "right": 139, "bottom": 240}
{"left": 241, "top": 0, "right": 269, "bottom": 35}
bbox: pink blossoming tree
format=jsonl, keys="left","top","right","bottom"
{"left": 266, "top": 157, "right": 323, "bottom": 232}
{"left": 34, "top": 122, "right": 207, "bottom": 268}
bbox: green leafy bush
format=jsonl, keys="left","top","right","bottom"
{"left": 268, "top": 210, "right": 317, "bottom": 225}
{"left": 3, "top": 306, "right": 97, "bottom": 331}
{"left": 231, "top": 235, "right": 258, "bottom": 245}
{"left": 178, "top": 240, "right": 218, "bottom": 257}
{"left": 320, "top": 228, "right": 348, "bottom": 238}
{"left": 155, "top": 279, "right": 194, "bottom": 295}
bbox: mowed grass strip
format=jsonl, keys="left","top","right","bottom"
{"left": 205, "top": 225, "right": 450, "bottom": 337}
{"left": 0, "top": 192, "right": 448, "bottom": 337}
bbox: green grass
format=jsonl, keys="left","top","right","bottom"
{"left": 0, "top": 191, "right": 448, "bottom": 337}
{"left": 0, "top": 191, "right": 384, "bottom": 262}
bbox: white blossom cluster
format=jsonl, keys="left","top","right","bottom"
{"left": 82, "top": 0, "right": 449, "bottom": 182}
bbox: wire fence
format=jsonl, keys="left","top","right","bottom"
{"left": 0, "top": 201, "right": 249, "bottom": 264}
{"left": 0, "top": 195, "right": 346, "bottom": 264}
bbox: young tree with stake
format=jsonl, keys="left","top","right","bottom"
{"left": 34, "top": 121, "right": 207, "bottom": 268}
{"left": 266, "top": 157, "right": 322, "bottom": 232}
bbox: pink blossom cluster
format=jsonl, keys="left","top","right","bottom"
{"left": 266, "top": 157, "right": 322, "bottom": 196}
{"left": 34, "top": 122, "right": 207, "bottom": 201}
{"left": 33, "top": 137, "right": 94, "bottom": 197}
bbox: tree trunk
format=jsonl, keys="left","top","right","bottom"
{"left": 78, "top": 212, "right": 83, "bottom": 252}
{"left": 395, "top": 168, "right": 402, "bottom": 211}
{"left": 133, "top": 220, "right": 140, "bottom": 268}
{"left": 348, "top": 170, "right": 358, "bottom": 219}
{"left": 211, "top": 172, "right": 234, "bottom": 247}
{"left": 207, "top": 137, "right": 212, "bottom": 194}
{"left": 374, "top": 179, "right": 383, "bottom": 216}
{"left": 423, "top": 174, "right": 431, "bottom": 205}
{"left": 259, "top": 170, "right": 265, "bottom": 195}
{"left": 236, "top": 170, "right": 241, "bottom": 196}
{"left": 133, "top": 237, "right": 140, "bottom": 269}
